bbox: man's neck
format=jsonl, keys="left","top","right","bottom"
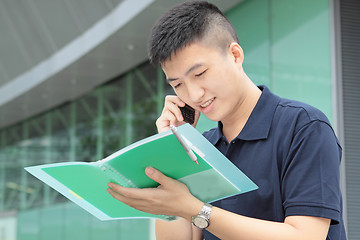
{"left": 221, "top": 82, "right": 261, "bottom": 142}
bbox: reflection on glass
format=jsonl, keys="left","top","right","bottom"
{"left": 0, "top": 62, "right": 167, "bottom": 211}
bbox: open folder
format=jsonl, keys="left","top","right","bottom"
{"left": 25, "top": 124, "right": 258, "bottom": 221}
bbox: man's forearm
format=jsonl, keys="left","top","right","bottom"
{"left": 206, "top": 207, "right": 330, "bottom": 240}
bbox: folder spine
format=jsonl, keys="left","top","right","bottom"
{"left": 97, "top": 162, "right": 137, "bottom": 188}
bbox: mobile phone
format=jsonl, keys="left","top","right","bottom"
{"left": 179, "top": 104, "right": 195, "bottom": 124}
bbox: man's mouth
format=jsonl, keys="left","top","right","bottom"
{"left": 201, "top": 98, "right": 215, "bottom": 108}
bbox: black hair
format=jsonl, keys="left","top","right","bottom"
{"left": 147, "top": 1, "right": 239, "bottom": 65}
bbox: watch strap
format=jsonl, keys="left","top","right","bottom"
{"left": 199, "top": 203, "right": 212, "bottom": 217}
{"left": 192, "top": 203, "right": 212, "bottom": 229}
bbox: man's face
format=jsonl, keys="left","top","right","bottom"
{"left": 162, "top": 41, "right": 246, "bottom": 122}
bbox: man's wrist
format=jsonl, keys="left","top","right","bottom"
{"left": 192, "top": 203, "right": 213, "bottom": 229}
{"left": 181, "top": 199, "right": 204, "bottom": 222}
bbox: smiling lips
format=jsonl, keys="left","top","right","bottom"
{"left": 201, "top": 98, "right": 215, "bottom": 108}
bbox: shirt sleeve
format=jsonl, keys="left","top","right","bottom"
{"left": 281, "top": 120, "right": 342, "bottom": 224}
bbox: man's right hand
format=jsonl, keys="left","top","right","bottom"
{"left": 156, "top": 95, "right": 200, "bottom": 133}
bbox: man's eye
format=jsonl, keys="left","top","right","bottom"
{"left": 195, "top": 69, "right": 207, "bottom": 77}
{"left": 174, "top": 83, "right": 182, "bottom": 88}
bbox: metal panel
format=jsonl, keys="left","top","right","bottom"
{"left": 31, "top": 0, "right": 82, "bottom": 50}
{"left": 2, "top": 0, "right": 54, "bottom": 71}
{"left": 64, "top": 0, "right": 115, "bottom": 33}
{"left": 0, "top": 2, "right": 32, "bottom": 84}
{"left": 340, "top": 0, "right": 360, "bottom": 239}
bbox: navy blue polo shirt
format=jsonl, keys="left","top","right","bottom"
{"left": 202, "top": 86, "right": 346, "bottom": 240}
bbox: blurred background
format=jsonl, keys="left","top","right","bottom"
{"left": 0, "top": 0, "right": 358, "bottom": 239}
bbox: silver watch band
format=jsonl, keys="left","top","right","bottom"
{"left": 199, "top": 203, "right": 212, "bottom": 217}
{"left": 192, "top": 202, "right": 213, "bottom": 229}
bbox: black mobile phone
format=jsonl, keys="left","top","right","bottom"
{"left": 180, "top": 104, "right": 195, "bottom": 124}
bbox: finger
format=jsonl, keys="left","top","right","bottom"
{"left": 145, "top": 167, "right": 173, "bottom": 187}
{"left": 107, "top": 187, "right": 145, "bottom": 210}
{"left": 164, "top": 102, "right": 184, "bottom": 122}
{"left": 107, "top": 186, "right": 125, "bottom": 201}
{"left": 156, "top": 119, "right": 171, "bottom": 133}
{"left": 164, "top": 95, "right": 186, "bottom": 119}
{"left": 164, "top": 111, "right": 180, "bottom": 125}
{"left": 156, "top": 112, "right": 177, "bottom": 133}
{"left": 107, "top": 183, "right": 154, "bottom": 200}
{"left": 164, "top": 95, "right": 185, "bottom": 108}
{"left": 107, "top": 187, "right": 162, "bottom": 214}
{"left": 156, "top": 107, "right": 184, "bottom": 133}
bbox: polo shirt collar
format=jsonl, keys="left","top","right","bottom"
{"left": 207, "top": 85, "right": 280, "bottom": 144}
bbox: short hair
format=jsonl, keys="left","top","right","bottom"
{"left": 147, "top": 1, "right": 239, "bottom": 65}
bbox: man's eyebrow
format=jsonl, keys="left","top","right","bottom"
{"left": 185, "top": 63, "right": 203, "bottom": 76}
{"left": 166, "top": 63, "right": 203, "bottom": 82}
{"left": 166, "top": 77, "right": 178, "bottom": 82}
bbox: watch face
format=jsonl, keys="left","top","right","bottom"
{"left": 193, "top": 216, "right": 209, "bottom": 229}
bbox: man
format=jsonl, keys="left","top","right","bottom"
{"left": 107, "top": 1, "right": 346, "bottom": 239}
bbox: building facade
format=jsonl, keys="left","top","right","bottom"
{"left": 0, "top": 0, "right": 358, "bottom": 239}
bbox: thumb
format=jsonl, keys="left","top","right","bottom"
{"left": 145, "top": 167, "right": 171, "bottom": 186}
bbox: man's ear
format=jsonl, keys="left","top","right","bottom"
{"left": 228, "top": 42, "right": 244, "bottom": 66}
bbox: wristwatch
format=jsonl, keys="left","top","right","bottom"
{"left": 192, "top": 203, "right": 212, "bottom": 229}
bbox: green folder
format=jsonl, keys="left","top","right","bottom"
{"left": 25, "top": 124, "right": 258, "bottom": 221}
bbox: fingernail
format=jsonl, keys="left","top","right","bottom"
{"left": 146, "top": 167, "right": 154, "bottom": 175}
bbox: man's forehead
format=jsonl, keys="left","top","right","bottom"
{"left": 162, "top": 42, "right": 208, "bottom": 66}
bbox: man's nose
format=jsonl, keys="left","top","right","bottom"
{"left": 187, "top": 81, "right": 205, "bottom": 103}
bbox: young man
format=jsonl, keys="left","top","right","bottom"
{"left": 107, "top": 1, "right": 346, "bottom": 239}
